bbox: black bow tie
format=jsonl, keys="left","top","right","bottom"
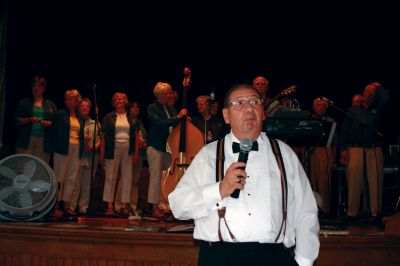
{"left": 232, "top": 141, "right": 259, "bottom": 153}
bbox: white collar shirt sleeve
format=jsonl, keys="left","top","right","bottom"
{"left": 169, "top": 132, "right": 320, "bottom": 266}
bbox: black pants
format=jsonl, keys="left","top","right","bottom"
{"left": 198, "top": 241, "right": 298, "bottom": 266}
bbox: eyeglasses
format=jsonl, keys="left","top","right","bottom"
{"left": 229, "top": 98, "right": 263, "bottom": 109}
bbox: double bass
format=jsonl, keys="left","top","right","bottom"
{"left": 160, "top": 67, "right": 204, "bottom": 204}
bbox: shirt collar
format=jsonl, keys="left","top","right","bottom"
{"left": 228, "top": 131, "right": 263, "bottom": 146}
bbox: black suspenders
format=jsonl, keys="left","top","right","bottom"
{"left": 215, "top": 137, "right": 288, "bottom": 242}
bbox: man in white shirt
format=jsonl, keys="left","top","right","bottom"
{"left": 169, "top": 83, "right": 319, "bottom": 266}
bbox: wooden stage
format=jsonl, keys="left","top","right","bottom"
{"left": 1, "top": 164, "right": 399, "bottom": 265}
{"left": 1, "top": 216, "right": 400, "bottom": 266}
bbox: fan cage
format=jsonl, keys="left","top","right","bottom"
{"left": 0, "top": 154, "right": 57, "bottom": 221}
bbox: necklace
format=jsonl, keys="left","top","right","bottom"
{"left": 116, "top": 112, "right": 126, "bottom": 119}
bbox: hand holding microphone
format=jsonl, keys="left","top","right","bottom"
{"left": 219, "top": 139, "right": 253, "bottom": 199}
{"left": 219, "top": 161, "right": 247, "bottom": 199}
{"left": 231, "top": 139, "right": 253, "bottom": 198}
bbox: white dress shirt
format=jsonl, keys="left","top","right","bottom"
{"left": 169, "top": 132, "right": 320, "bottom": 266}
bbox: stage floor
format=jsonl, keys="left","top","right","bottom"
{"left": 0, "top": 214, "right": 196, "bottom": 234}
{"left": 1, "top": 162, "right": 399, "bottom": 265}
{"left": 1, "top": 215, "right": 400, "bottom": 266}
{"left": 0, "top": 214, "right": 387, "bottom": 235}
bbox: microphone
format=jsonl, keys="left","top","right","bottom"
{"left": 208, "top": 89, "right": 216, "bottom": 104}
{"left": 231, "top": 139, "right": 253, "bottom": 199}
{"left": 210, "top": 91, "right": 215, "bottom": 103}
{"left": 320, "top": 96, "right": 334, "bottom": 105}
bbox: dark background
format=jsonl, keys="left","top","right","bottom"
{"left": 3, "top": 1, "right": 400, "bottom": 151}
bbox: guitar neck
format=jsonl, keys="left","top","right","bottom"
{"left": 268, "top": 86, "right": 296, "bottom": 103}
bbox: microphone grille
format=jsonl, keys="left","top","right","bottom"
{"left": 240, "top": 139, "right": 253, "bottom": 152}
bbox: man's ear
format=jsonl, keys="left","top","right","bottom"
{"left": 222, "top": 108, "right": 230, "bottom": 124}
